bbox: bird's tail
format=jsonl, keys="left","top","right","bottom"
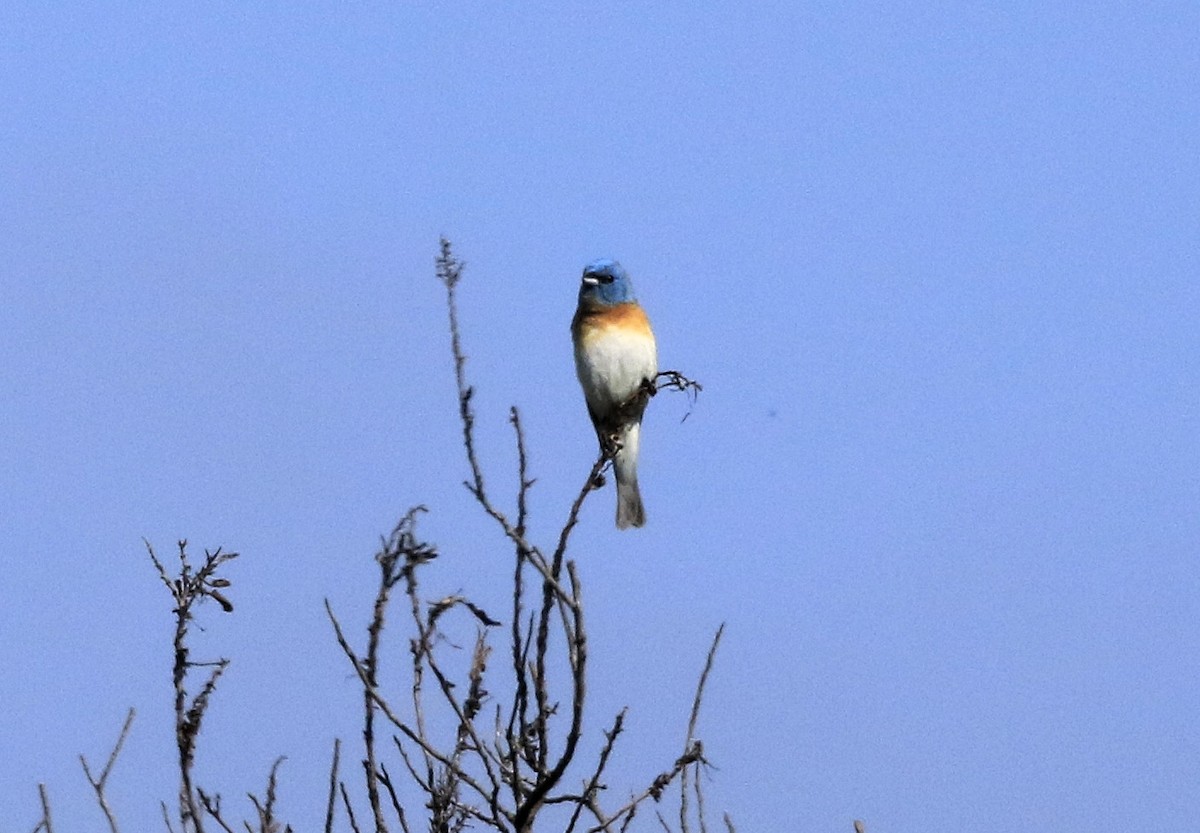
{"left": 614, "top": 422, "right": 645, "bottom": 529}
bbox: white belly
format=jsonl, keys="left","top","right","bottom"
{"left": 574, "top": 328, "right": 658, "bottom": 415}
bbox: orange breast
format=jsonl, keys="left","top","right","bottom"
{"left": 576, "top": 302, "right": 653, "bottom": 341}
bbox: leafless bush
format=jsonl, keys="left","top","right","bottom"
{"left": 323, "top": 239, "right": 720, "bottom": 832}
{"left": 31, "top": 239, "right": 730, "bottom": 833}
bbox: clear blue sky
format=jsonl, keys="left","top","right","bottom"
{"left": 3, "top": 3, "right": 1197, "bottom": 831}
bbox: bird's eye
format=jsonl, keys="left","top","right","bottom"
{"left": 598, "top": 274, "right": 615, "bottom": 284}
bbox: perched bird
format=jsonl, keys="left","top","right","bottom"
{"left": 570, "top": 259, "right": 658, "bottom": 529}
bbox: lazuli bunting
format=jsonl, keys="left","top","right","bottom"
{"left": 571, "top": 259, "right": 658, "bottom": 529}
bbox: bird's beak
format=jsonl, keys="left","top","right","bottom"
{"left": 581, "top": 275, "right": 600, "bottom": 286}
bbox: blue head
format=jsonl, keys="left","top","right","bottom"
{"left": 578, "top": 258, "right": 636, "bottom": 307}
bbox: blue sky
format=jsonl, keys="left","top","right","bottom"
{"left": 2, "top": 2, "right": 1198, "bottom": 831}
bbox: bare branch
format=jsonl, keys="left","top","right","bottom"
{"left": 437, "top": 239, "right": 580, "bottom": 609}
{"left": 325, "top": 597, "right": 502, "bottom": 819}
{"left": 323, "top": 739, "right": 340, "bottom": 833}
{"left": 682, "top": 624, "right": 725, "bottom": 833}
{"left": 80, "top": 707, "right": 136, "bottom": 833}
{"left": 686, "top": 626, "right": 724, "bottom": 750}
{"left": 392, "top": 735, "right": 432, "bottom": 793}
{"left": 377, "top": 763, "right": 412, "bottom": 833}
{"left": 339, "top": 782, "right": 362, "bottom": 833}
{"left": 587, "top": 743, "right": 707, "bottom": 833}
{"left": 196, "top": 791, "right": 236, "bottom": 833}
{"left": 511, "top": 407, "right": 533, "bottom": 532}
{"left": 147, "top": 540, "right": 238, "bottom": 833}
{"left": 694, "top": 768, "right": 708, "bottom": 833}
{"left": 246, "top": 757, "right": 286, "bottom": 833}
{"left": 516, "top": 561, "right": 588, "bottom": 831}
{"left": 37, "top": 783, "right": 54, "bottom": 833}
{"left": 565, "top": 708, "right": 627, "bottom": 833}
{"left": 650, "top": 371, "right": 703, "bottom": 423}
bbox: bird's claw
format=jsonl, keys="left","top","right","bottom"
{"left": 600, "top": 430, "right": 625, "bottom": 458}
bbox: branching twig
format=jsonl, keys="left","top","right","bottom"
{"left": 586, "top": 743, "right": 706, "bottom": 833}
{"left": 681, "top": 624, "right": 725, "bottom": 833}
{"left": 581, "top": 625, "right": 723, "bottom": 833}
{"left": 361, "top": 507, "right": 432, "bottom": 833}
{"left": 246, "top": 757, "right": 286, "bottom": 833}
{"left": 80, "top": 707, "right": 136, "bottom": 833}
{"left": 437, "top": 239, "right": 578, "bottom": 609}
{"left": 564, "top": 708, "right": 627, "bottom": 833}
{"left": 37, "top": 783, "right": 54, "bottom": 833}
{"left": 148, "top": 539, "right": 238, "bottom": 833}
{"left": 196, "top": 791, "right": 235, "bottom": 833}
{"left": 650, "top": 371, "right": 703, "bottom": 423}
{"left": 325, "top": 599, "right": 503, "bottom": 820}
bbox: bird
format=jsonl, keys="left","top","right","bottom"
{"left": 570, "top": 258, "right": 658, "bottom": 529}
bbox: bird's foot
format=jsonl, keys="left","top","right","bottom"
{"left": 600, "top": 429, "right": 625, "bottom": 458}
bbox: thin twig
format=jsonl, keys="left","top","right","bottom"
{"left": 146, "top": 540, "right": 238, "bottom": 833}
{"left": 516, "top": 562, "right": 588, "bottom": 831}
{"left": 686, "top": 626, "right": 724, "bottom": 759}
{"left": 682, "top": 624, "right": 725, "bottom": 833}
{"left": 565, "top": 708, "right": 627, "bottom": 833}
{"left": 694, "top": 767, "right": 708, "bottom": 833}
{"left": 392, "top": 736, "right": 432, "bottom": 793}
{"left": 587, "top": 744, "right": 707, "bottom": 833}
{"left": 364, "top": 565, "right": 394, "bottom": 833}
{"left": 325, "top": 601, "right": 500, "bottom": 813}
{"left": 377, "top": 763, "right": 412, "bottom": 833}
{"left": 323, "top": 739, "right": 340, "bottom": 833}
{"left": 246, "top": 757, "right": 286, "bottom": 833}
{"left": 339, "top": 783, "right": 361, "bottom": 833}
{"left": 508, "top": 409, "right": 533, "bottom": 808}
{"left": 37, "top": 783, "right": 54, "bottom": 833}
{"left": 80, "top": 707, "right": 136, "bottom": 833}
{"left": 196, "top": 791, "right": 235, "bottom": 833}
{"left": 527, "top": 450, "right": 607, "bottom": 802}
{"left": 411, "top": 595, "right": 505, "bottom": 803}
{"left": 437, "top": 239, "right": 578, "bottom": 609}
{"left": 512, "top": 407, "right": 532, "bottom": 534}
{"left": 651, "top": 370, "right": 703, "bottom": 423}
